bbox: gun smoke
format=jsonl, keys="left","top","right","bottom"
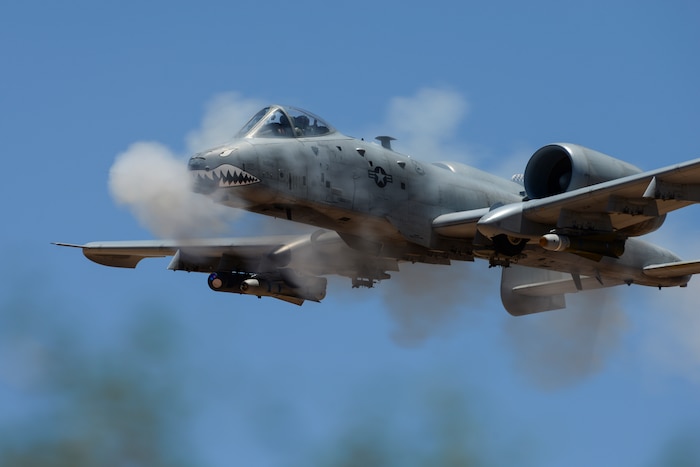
{"left": 502, "top": 289, "right": 628, "bottom": 389}
{"left": 380, "top": 262, "right": 491, "bottom": 347}
{"left": 109, "top": 141, "right": 235, "bottom": 238}
{"left": 109, "top": 93, "right": 262, "bottom": 239}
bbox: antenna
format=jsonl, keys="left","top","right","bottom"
{"left": 375, "top": 136, "right": 396, "bottom": 150}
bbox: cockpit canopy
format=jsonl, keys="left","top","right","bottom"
{"left": 235, "top": 105, "right": 335, "bottom": 139}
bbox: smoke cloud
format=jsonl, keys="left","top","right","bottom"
{"left": 379, "top": 87, "right": 475, "bottom": 164}
{"left": 372, "top": 89, "right": 486, "bottom": 346}
{"left": 502, "top": 289, "right": 628, "bottom": 389}
{"left": 376, "top": 88, "right": 629, "bottom": 388}
{"left": 642, "top": 224, "right": 700, "bottom": 383}
{"left": 186, "top": 92, "right": 263, "bottom": 153}
{"left": 109, "top": 141, "right": 237, "bottom": 238}
{"left": 109, "top": 93, "right": 263, "bottom": 238}
{"left": 380, "top": 262, "right": 492, "bottom": 347}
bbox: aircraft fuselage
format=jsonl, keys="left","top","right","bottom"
{"left": 187, "top": 105, "right": 691, "bottom": 292}
{"left": 189, "top": 132, "right": 524, "bottom": 262}
{"left": 57, "top": 104, "right": 700, "bottom": 313}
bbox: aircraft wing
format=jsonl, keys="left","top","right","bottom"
{"left": 433, "top": 158, "right": 700, "bottom": 315}
{"left": 55, "top": 230, "right": 399, "bottom": 305}
{"left": 54, "top": 237, "right": 292, "bottom": 271}
{"left": 435, "top": 157, "right": 700, "bottom": 239}
{"left": 514, "top": 157, "right": 700, "bottom": 232}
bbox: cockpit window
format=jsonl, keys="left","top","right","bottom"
{"left": 252, "top": 108, "right": 294, "bottom": 137}
{"left": 286, "top": 107, "right": 332, "bottom": 137}
{"left": 235, "top": 107, "right": 269, "bottom": 138}
{"left": 235, "top": 105, "right": 335, "bottom": 139}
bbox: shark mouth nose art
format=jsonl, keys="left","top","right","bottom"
{"left": 190, "top": 164, "right": 260, "bottom": 189}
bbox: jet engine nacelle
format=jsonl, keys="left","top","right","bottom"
{"left": 524, "top": 143, "right": 666, "bottom": 236}
{"left": 524, "top": 143, "right": 642, "bottom": 199}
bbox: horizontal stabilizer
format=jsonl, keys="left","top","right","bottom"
{"left": 501, "top": 265, "right": 567, "bottom": 316}
{"left": 501, "top": 265, "right": 624, "bottom": 316}
{"left": 643, "top": 259, "right": 700, "bottom": 279}
{"left": 512, "top": 275, "right": 610, "bottom": 297}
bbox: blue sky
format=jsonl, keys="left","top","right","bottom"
{"left": 2, "top": 1, "right": 700, "bottom": 465}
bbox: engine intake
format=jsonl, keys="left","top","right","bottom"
{"left": 524, "top": 143, "right": 642, "bottom": 199}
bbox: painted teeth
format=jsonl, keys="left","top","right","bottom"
{"left": 191, "top": 164, "right": 260, "bottom": 188}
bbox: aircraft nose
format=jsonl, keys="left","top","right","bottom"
{"left": 188, "top": 142, "right": 260, "bottom": 194}
{"left": 187, "top": 154, "right": 207, "bottom": 171}
{"left": 188, "top": 154, "right": 217, "bottom": 194}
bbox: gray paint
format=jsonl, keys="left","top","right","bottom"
{"left": 59, "top": 105, "right": 700, "bottom": 313}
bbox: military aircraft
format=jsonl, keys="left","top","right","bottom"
{"left": 56, "top": 105, "right": 700, "bottom": 314}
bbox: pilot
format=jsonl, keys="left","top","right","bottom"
{"left": 277, "top": 114, "right": 292, "bottom": 136}
{"left": 294, "top": 115, "right": 309, "bottom": 136}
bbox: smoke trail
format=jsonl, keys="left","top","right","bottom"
{"left": 109, "top": 93, "right": 263, "bottom": 238}
{"left": 502, "top": 289, "right": 628, "bottom": 389}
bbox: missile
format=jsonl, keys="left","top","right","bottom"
{"left": 240, "top": 278, "right": 261, "bottom": 292}
{"left": 539, "top": 234, "right": 570, "bottom": 252}
{"left": 538, "top": 234, "right": 625, "bottom": 258}
{"left": 207, "top": 272, "right": 327, "bottom": 303}
{"left": 240, "top": 276, "right": 327, "bottom": 302}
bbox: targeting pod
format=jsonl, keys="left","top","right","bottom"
{"left": 539, "top": 234, "right": 571, "bottom": 252}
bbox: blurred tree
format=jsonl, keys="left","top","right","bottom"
{"left": 0, "top": 292, "right": 194, "bottom": 467}
{"left": 310, "top": 387, "right": 512, "bottom": 467}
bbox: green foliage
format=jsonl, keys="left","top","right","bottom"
{"left": 0, "top": 296, "right": 194, "bottom": 467}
